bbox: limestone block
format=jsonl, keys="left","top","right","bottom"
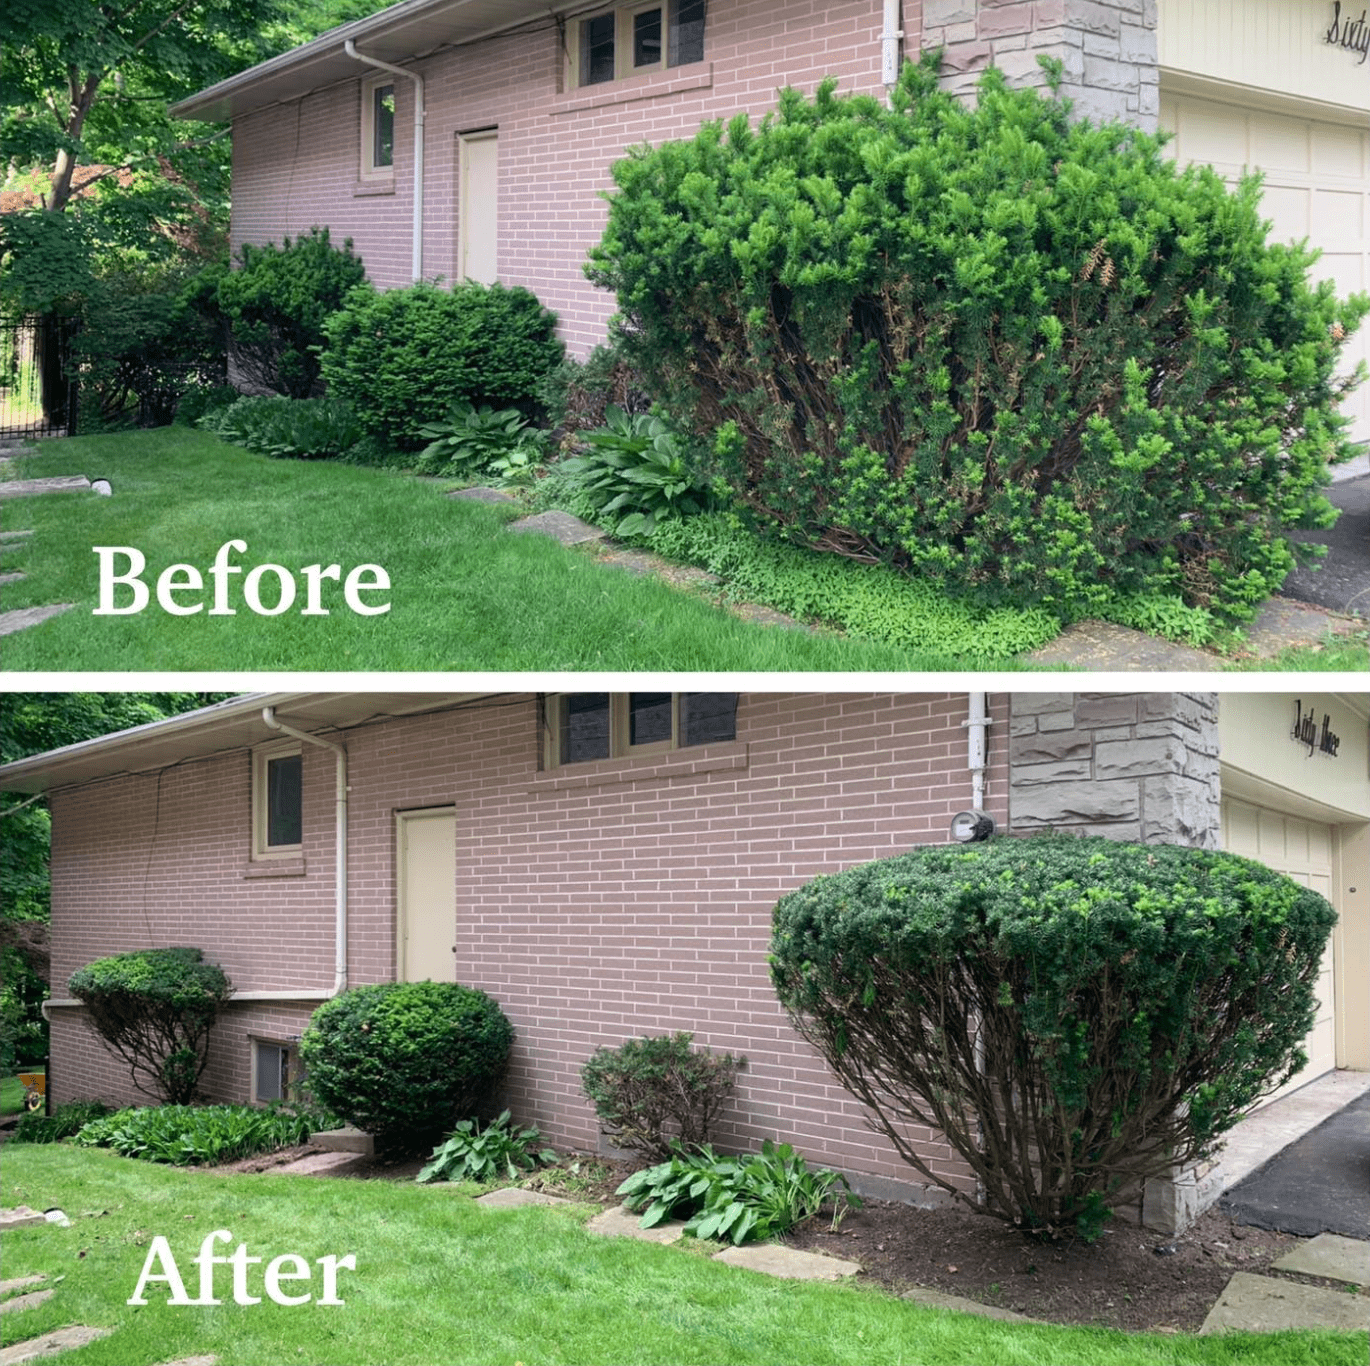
{"left": 1009, "top": 731, "right": 1095, "bottom": 764}
{"left": 1074, "top": 695, "right": 1141, "bottom": 727}
{"left": 1011, "top": 693, "right": 1076, "bottom": 716}
{"left": 924, "top": 0, "right": 977, "bottom": 24}
{"left": 1009, "top": 758, "right": 1094, "bottom": 786}
{"left": 1012, "top": 779, "right": 1141, "bottom": 825}
{"left": 1094, "top": 735, "right": 1186, "bottom": 780}
{"left": 1119, "top": 20, "right": 1156, "bottom": 63}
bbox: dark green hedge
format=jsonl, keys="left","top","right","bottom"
{"left": 770, "top": 836, "right": 1336, "bottom": 1238}
{"left": 587, "top": 55, "right": 1366, "bottom": 626}
{"left": 298, "top": 981, "right": 513, "bottom": 1144}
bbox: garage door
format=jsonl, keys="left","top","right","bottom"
{"left": 1161, "top": 91, "right": 1370, "bottom": 447}
{"left": 1221, "top": 797, "right": 1337, "bottom": 1106}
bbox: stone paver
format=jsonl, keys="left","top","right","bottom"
{"left": 0, "top": 605, "right": 74, "bottom": 637}
{"left": 475, "top": 1188, "right": 572, "bottom": 1209}
{"left": 0, "top": 531, "right": 34, "bottom": 543}
{"left": 0, "top": 1327, "right": 112, "bottom": 1366}
{"left": 1200, "top": 1272, "right": 1370, "bottom": 1335}
{"left": 0, "top": 572, "right": 25, "bottom": 586}
{"left": 157, "top": 1357, "right": 218, "bottom": 1366}
{"left": 0, "top": 1208, "right": 48, "bottom": 1231}
{"left": 900, "top": 1285, "right": 1035, "bottom": 1323}
{"left": 507, "top": 510, "right": 606, "bottom": 545}
{"left": 0, "top": 1290, "right": 54, "bottom": 1315}
{"left": 0, "top": 476, "right": 91, "bottom": 499}
{"left": 0, "top": 1279, "right": 45, "bottom": 1296}
{"left": 586, "top": 1205, "right": 686, "bottom": 1245}
{"left": 1273, "top": 1233, "right": 1370, "bottom": 1287}
{"left": 712, "top": 1244, "right": 860, "bottom": 1281}
{"left": 310, "top": 1125, "right": 374, "bottom": 1156}
{"left": 449, "top": 486, "right": 517, "bottom": 504}
{"left": 266, "top": 1150, "right": 372, "bottom": 1176}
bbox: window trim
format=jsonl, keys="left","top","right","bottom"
{"left": 360, "top": 75, "right": 396, "bottom": 180}
{"left": 543, "top": 692, "right": 736, "bottom": 769}
{"left": 566, "top": 0, "right": 703, "bottom": 89}
{"left": 252, "top": 740, "right": 303, "bottom": 861}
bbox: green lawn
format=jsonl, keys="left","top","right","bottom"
{"left": 0, "top": 429, "right": 1043, "bottom": 672}
{"left": 1, "top": 1074, "right": 27, "bottom": 1117}
{"left": 3, "top": 1145, "right": 1361, "bottom": 1366}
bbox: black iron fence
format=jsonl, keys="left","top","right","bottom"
{"left": 0, "top": 312, "right": 78, "bottom": 442}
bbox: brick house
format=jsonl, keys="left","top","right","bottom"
{"left": 2, "top": 688, "right": 1366, "bottom": 1230}
{"left": 170, "top": 0, "right": 1370, "bottom": 444}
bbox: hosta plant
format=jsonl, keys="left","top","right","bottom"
{"left": 416, "top": 401, "right": 545, "bottom": 480}
{"left": 415, "top": 1109, "right": 557, "bottom": 1184}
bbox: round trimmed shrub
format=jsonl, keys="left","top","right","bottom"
{"left": 319, "top": 281, "right": 564, "bottom": 448}
{"left": 68, "top": 947, "right": 232, "bottom": 1105}
{"left": 769, "top": 835, "right": 1337, "bottom": 1240}
{"left": 298, "top": 982, "right": 513, "bottom": 1144}
{"left": 587, "top": 55, "right": 1367, "bottom": 626}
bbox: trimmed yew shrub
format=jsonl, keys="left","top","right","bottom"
{"left": 68, "top": 948, "right": 232, "bottom": 1105}
{"left": 769, "top": 836, "right": 1337, "bottom": 1240}
{"left": 581, "top": 1032, "right": 744, "bottom": 1160}
{"left": 587, "top": 55, "right": 1367, "bottom": 626}
{"left": 319, "top": 281, "right": 564, "bottom": 449}
{"left": 298, "top": 982, "right": 513, "bottom": 1145}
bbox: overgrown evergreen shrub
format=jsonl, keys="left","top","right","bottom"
{"left": 198, "top": 227, "right": 365, "bottom": 398}
{"left": 298, "top": 982, "right": 513, "bottom": 1145}
{"left": 319, "top": 281, "right": 564, "bottom": 449}
{"left": 587, "top": 55, "right": 1367, "bottom": 626}
{"left": 67, "top": 948, "right": 232, "bottom": 1105}
{"left": 580, "top": 1032, "right": 743, "bottom": 1160}
{"left": 769, "top": 836, "right": 1337, "bottom": 1240}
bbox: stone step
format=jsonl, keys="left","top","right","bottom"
{"left": 0, "top": 604, "right": 74, "bottom": 637}
{"left": 0, "top": 1327, "right": 112, "bottom": 1366}
{"left": 0, "top": 476, "right": 91, "bottom": 499}
{"left": 586, "top": 1204, "right": 686, "bottom": 1244}
{"left": 900, "top": 1284, "right": 1035, "bottom": 1323}
{"left": 474, "top": 1189, "right": 572, "bottom": 1209}
{"left": 0, "top": 1290, "right": 54, "bottom": 1315}
{"left": 1273, "top": 1232, "right": 1370, "bottom": 1287}
{"left": 1201, "top": 1271, "right": 1370, "bottom": 1334}
{"left": 713, "top": 1243, "right": 860, "bottom": 1281}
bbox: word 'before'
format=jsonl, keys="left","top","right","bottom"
{"left": 128, "top": 1229, "right": 357, "bottom": 1306}
{"left": 93, "top": 541, "right": 391, "bottom": 616}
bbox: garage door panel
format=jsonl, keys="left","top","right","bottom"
{"left": 1312, "top": 124, "right": 1367, "bottom": 178}
{"left": 1249, "top": 115, "right": 1308, "bottom": 171}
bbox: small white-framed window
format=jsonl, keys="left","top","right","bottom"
{"left": 252, "top": 1038, "right": 294, "bottom": 1104}
{"left": 544, "top": 692, "right": 737, "bottom": 768}
{"left": 568, "top": 0, "right": 706, "bottom": 88}
{"left": 252, "top": 741, "right": 303, "bottom": 859}
{"left": 360, "top": 76, "right": 396, "bottom": 178}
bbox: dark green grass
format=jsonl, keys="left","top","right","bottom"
{"left": 0, "top": 430, "right": 1039, "bottom": 672}
{"left": 3, "top": 1145, "right": 1362, "bottom": 1366}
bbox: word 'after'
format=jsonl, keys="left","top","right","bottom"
{"left": 93, "top": 541, "right": 391, "bottom": 616}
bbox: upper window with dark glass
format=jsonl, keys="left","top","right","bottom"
{"left": 549, "top": 692, "right": 737, "bottom": 767}
{"left": 573, "top": 0, "right": 706, "bottom": 88}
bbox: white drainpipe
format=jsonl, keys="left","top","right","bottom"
{"left": 881, "top": 0, "right": 903, "bottom": 92}
{"left": 345, "top": 39, "right": 425, "bottom": 281}
{"left": 966, "top": 692, "right": 990, "bottom": 812}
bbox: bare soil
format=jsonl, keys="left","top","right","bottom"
{"left": 193, "top": 1144, "right": 1355, "bottom": 1334}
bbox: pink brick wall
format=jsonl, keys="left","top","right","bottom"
{"left": 231, "top": 0, "right": 912, "bottom": 356}
{"left": 48, "top": 690, "right": 1006, "bottom": 1201}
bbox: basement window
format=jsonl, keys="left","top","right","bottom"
{"left": 545, "top": 692, "right": 737, "bottom": 767}
{"left": 252, "top": 1039, "right": 294, "bottom": 1104}
{"left": 569, "top": 0, "right": 706, "bottom": 87}
{"left": 361, "top": 77, "right": 396, "bottom": 178}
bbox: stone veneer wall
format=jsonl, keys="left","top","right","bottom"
{"left": 1008, "top": 692, "right": 1220, "bottom": 848}
{"left": 924, "top": 0, "right": 1159, "bottom": 130}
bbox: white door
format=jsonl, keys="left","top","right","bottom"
{"left": 396, "top": 807, "right": 457, "bottom": 982}
{"left": 1161, "top": 91, "right": 1370, "bottom": 445}
{"left": 1222, "top": 797, "right": 1337, "bottom": 1105}
{"left": 458, "top": 130, "right": 499, "bottom": 285}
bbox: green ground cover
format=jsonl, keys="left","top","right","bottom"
{"left": 3, "top": 1144, "right": 1361, "bottom": 1366}
{"left": 0, "top": 429, "right": 1042, "bottom": 672}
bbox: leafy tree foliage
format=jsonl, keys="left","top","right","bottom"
{"left": 68, "top": 948, "right": 232, "bottom": 1103}
{"left": 770, "top": 836, "right": 1337, "bottom": 1240}
{"left": 587, "top": 55, "right": 1367, "bottom": 626}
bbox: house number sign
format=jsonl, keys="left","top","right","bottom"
{"left": 1324, "top": 2, "right": 1370, "bottom": 65}
{"left": 1291, "top": 700, "right": 1341, "bottom": 758}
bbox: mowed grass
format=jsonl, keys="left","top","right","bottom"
{"left": 1, "top": 1073, "right": 27, "bottom": 1117}
{"left": 0, "top": 429, "right": 1038, "bottom": 672}
{"left": 3, "top": 1145, "right": 1362, "bottom": 1366}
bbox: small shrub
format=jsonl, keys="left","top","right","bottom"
{"left": 415, "top": 402, "right": 545, "bottom": 479}
{"left": 580, "top": 1032, "right": 743, "bottom": 1161}
{"left": 298, "top": 982, "right": 513, "bottom": 1146}
{"left": 319, "top": 280, "right": 564, "bottom": 449}
{"left": 203, "top": 227, "right": 365, "bottom": 398}
{"left": 173, "top": 381, "right": 240, "bottom": 427}
{"left": 200, "top": 394, "right": 361, "bottom": 459}
{"left": 769, "top": 835, "right": 1338, "bottom": 1240}
{"left": 557, "top": 406, "right": 715, "bottom": 537}
{"left": 617, "top": 1140, "right": 859, "bottom": 1245}
{"left": 1, "top": 942, "right": 48, "bottom": 1073}
{"left": 415, "top": 1109, "right": 557, "bottom": 1184}
{"left": 537, "top": 342, "right": 652, "bottom": 450}
{"left": 73, "top": 1102, "right": 324, "bottom": 1165}
{"left": 12, "top": 1100, "right": 112, "bottom": 1145}
{"left": 587, "top": 56, "right": 1367, "bottom": 626}
{"left": 67, "top": 948, "right": 231, "bottom": 1105}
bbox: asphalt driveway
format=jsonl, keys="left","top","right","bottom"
{"left": 1281, "top": 473, "right": 1370, "bottom": 618}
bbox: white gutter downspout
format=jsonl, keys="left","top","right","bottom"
{"left": 881, "top": 0, "right": 903, "bottom": 94}
{"left": 345, "top": 39, "right": 425, "bottom": 281}
{"left": 239, "top": 707, "right": 350, "bottom": 1002}
{"left": 967, "top": 692, "right": 990, "bottom": 812}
